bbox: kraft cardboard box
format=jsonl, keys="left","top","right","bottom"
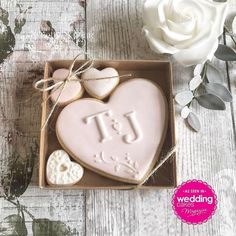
{"left": 39, "top": 60, "right": 176, "bottom": 189}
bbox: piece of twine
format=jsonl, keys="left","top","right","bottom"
{"left": 34, "top": 54, "right": 132, "bottom": 130}
{"left": 130, "top": 145, "right": 176, "bottom": 189}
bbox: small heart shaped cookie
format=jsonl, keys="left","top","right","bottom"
{"left": 81, "top": 67, "right": 119, "bottom": 99}
{"left": 50, "top": 69, "right": 84, "bottom": 106}
{"left": 46, "top": 150, "right": 84, "bottom": 186}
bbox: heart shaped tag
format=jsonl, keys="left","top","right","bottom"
{"left": 81, "top": 67, "right": 119, "bottom": 99}
{"left": 56, "top": 79, "right": 168, "bottom": 184}
{"left": 46, "top": 150, "right": 84, "bottom": 185}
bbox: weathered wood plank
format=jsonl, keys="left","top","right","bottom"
{"left": 86, "top": 0, "right": 236, "bottom": 235}
{"left": 0, "top": 0, "right": 86, "bottom": 235}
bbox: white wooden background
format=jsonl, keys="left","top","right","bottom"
{"left": 0, "top": 0, "right": 236, "bottom": 235}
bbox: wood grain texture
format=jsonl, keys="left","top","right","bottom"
{"left": 0, "top": 0, "right": 86, "bottom": 235}
{"left": 86, "top": 0, "right": 236, "bottom": 235}
{"left": 0, "top": 0, "right": 235, "bottom": 235}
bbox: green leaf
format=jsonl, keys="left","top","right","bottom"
{"left": 0, "top": 214, "right": 27, "bottom": 236}
{"left": 1, "top": 142, "right": 38, "bottom": 198}
{"left": 205, "top": 83, "right": 232, "bottom": 102}
{"left": 181, "top": 106, "right": 191, "bottom": 119}
{"left": 187, "top": 112, "right": 201, "bottom": 132}
{"left": 32, "top": 219, "right": 73, "bottom": 236}
{"left": 215, "top": 44, "right": 236, "bottom": 61}
{"left": 193, "top": 64, "right": 204, "bottom": 76}
{"left": 206, "top": 62, "right": 223, "bottom": 83}
{"left": 189, "top": 75, "right": 202, "bottom": 91}
{"left": 0, "top": 7, "right": 9, "bottom": 25}
{"left": 196, "top": 93, "right": 226, "bottom": 110}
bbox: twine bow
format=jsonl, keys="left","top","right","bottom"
{"left": 34, "top": 54, "right": 132, "bottom": 130}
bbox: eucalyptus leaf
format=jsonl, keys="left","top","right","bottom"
{"left": 0, "top": 214, "right": 27, "bottom": 236}
{"left": 181, "top": 106, "right": 191, "bottom": 119}
{"left": 189, "top": 75, "right": 202, "bottom": 91}
{"left": 233, "top": 16, "right": 236, "bottom": 35}
{"left": 175, "top": 91, "right": 193, "bottom": 106}
{"left": 196, "top": 93, "right": 226, "bottom": 110}
{"left": 206, "top": 62, "right": 223, "bottom": 83}
{"left": 193, "top": 64, "right": 204, "bottom": 76}
{"left": 187, "top": 112, "right": 201, "bottom": 132}
{"left": 215, "top": 44, "right": 236, "bottom": 61}
{"left": 205, "top": 83, "right": 232, "bottom": 102}
{"left": 32, "top": 219, "right": 73, "bottom": 236}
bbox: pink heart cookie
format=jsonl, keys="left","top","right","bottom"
{"left": 56, "top": 78, "right": 168, "bottom": 184}
{"left": 81, "top": 67, "right": 119, "bottom": 99}
{"left": 50, "top": 69, "right": 84, "bottom": 106}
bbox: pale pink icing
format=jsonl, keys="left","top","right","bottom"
{"left": 81, "top": 67, "right": 119, "bottom": 99}
{"left": 51, "top": 69, "right": 83, "bottom": 105}
{"left": 56, "top": 79, "right": 168, "bottom": 183}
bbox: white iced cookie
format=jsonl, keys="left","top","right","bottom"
{"left": 46, "top": 150, "right": 84, "bottom": 186}
{"left": 50, "top": 68, "right": 84, "bottom": 106}
{"left": 81, "top": 67, "right": 119, "bottom": 99}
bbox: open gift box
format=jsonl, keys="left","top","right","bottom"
{"left": 39, "top": 60, "right": 176, "bottom": 189}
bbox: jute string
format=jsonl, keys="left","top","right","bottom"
{"left": 34, "top": 54, "right": 131, "bottom": 129}
{"left": 131, "top": 145, "right": 176, "bottom": 189}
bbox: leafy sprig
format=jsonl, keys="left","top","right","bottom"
{"left": 175, "top": 22, "right": 236, "bottom": 132}
{"left": 175, "top": 61, "right": 232, "bottom": 132}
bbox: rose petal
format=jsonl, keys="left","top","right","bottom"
{"left": 143, "top": 27, "right": 179, "bottom": 54}
{"left": 202, "top": 0, "right": 228, "bottom": 36}
{"left": 175, "top": 20, "right": 211, "bottom": 49}
{"left": 167, "top": 19, "right": 195, "bottom": 35}
{"left": 143, "top": 0, "right": 162, "bottom": 28}
{"left": 174, "top": 37, "right": 219, "bottom": 66}
{"left": 161, "top": 26, "right": 193, "bottom": 45}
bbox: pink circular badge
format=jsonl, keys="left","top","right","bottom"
{"left": 172, "top": 179, "right": 217, "bottom": 225}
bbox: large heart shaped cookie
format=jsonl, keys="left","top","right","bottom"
{"left": 56, "top": 79, "right": 168, "bottom": 184}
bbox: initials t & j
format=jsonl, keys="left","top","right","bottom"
{"left": 84, "top": 109, "right": 143, "bottom": 144}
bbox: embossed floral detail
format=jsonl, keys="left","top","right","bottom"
{"left": 93, "top": 152, "right": 139, "bottom": 178}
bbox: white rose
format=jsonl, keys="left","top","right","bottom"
{"left": 142, "top": 0, "right": 228, "bottom": 66}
